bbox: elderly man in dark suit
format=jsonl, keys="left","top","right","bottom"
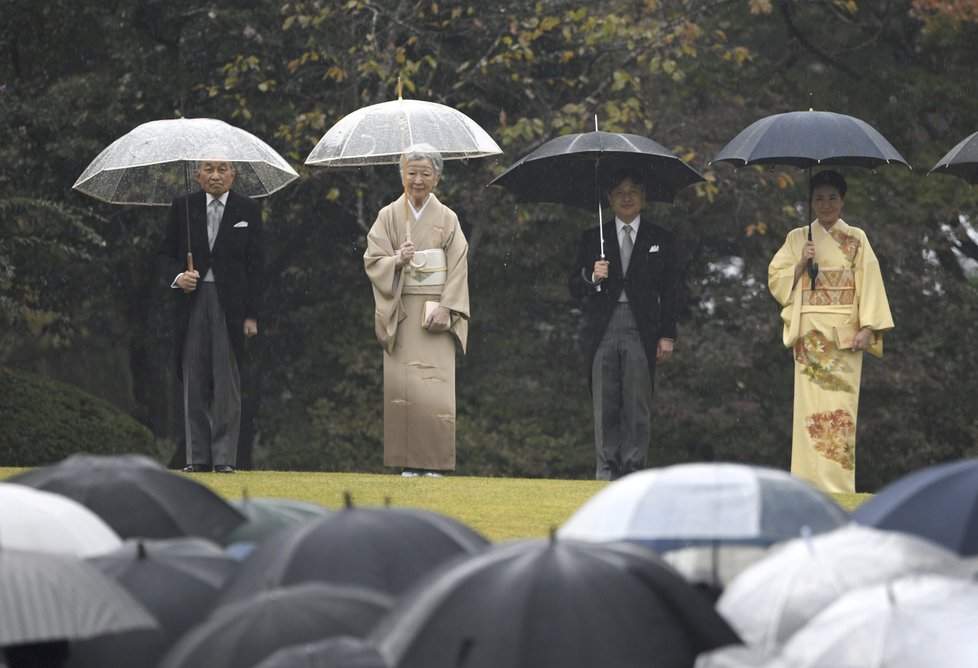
{"left": 158, "top": 160, "right": 264, "bottom": 473}
{"left": 569, "top": 168, "right": 678, "bottom": 481}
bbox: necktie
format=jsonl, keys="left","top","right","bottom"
{"left": 208, "top": 199, "right": 222, "bottom": 250}
{"left": 620, "top": 223, "right": 634, "bottom": 275}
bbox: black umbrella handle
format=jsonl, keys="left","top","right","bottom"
{"left": 807, "top": 259, "right": 818, "bottom": 287}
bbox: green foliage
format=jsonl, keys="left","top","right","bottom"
{"left": 0, "top": 367, "right": 161, "bottom": 467}
{"left": 5, "top": 0, "right": 978, "bottom": 490}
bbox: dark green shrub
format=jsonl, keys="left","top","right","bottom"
{"left": 0, "top": 367, "right": 161, "bottom": 466}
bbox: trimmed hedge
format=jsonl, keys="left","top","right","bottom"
{"left": 0, "top": 367, "right": 161, "bottom": 467}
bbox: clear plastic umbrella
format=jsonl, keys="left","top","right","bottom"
{"left": 73, "top": 117, "right": 299, "bottom": 206}
{"left": 304, "top": 81, "right": 501, "bottom": 240}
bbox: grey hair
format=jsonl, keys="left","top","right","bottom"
{"left": 402, "top": 143, "right": 443, "bottom": 175}
{"left": 193, "top": 159, "right": 235, "bottom": 173}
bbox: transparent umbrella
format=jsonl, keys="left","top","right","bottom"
{"left": 73, "top": 117, "right": 299, "bottom": 205}
{"left": 304, "top": 80, "right": 501, "bottom": 241}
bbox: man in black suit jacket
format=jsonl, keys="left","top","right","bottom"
{"left": 569, "top": 169, "right": 678, "bottom": 480}
{"left": 157, "top": 160, "right": 264, "bottom": 473}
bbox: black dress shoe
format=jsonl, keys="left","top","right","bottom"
{"left": 214, "top": 465, "right": 235, "bottom": 474}
{"left": 183, "top": 464, "right": 211, "bottom": 473}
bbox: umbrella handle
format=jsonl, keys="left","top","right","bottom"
{"left": 187, "top": 252, "right": 194, "bottom": 273}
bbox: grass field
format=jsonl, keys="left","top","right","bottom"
{"left": 0, "top": 468, "right": 872, "bottom": 542}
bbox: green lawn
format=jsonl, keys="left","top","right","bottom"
{"left": 0, "top": 467, "right": 870, "bottom": 542}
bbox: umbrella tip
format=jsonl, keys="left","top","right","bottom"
{"left": 137, "top": 540, "right": 147, "bottom": 559}
{"left": 383, "top": 495, "right": 391, "bottom": 507}
{"left": 808, "top": 92, "right": 815, "bottom": 112}
{"left": 241, "top": 485, "right": 250, "bottom": 501}
{"left": 343, "top": 490, "right": 354, "bottom": 509}
{"left": 549, "top": 526, "right": 558, "bottom": 542}
{"left": 396, "top": 76, "right": 403, "bottom": 100}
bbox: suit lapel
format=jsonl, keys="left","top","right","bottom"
{"left": 188, "top": 191, "right": 210, "bottom": 261}
{"left": 603, "top": 222, "right": 622, "bottom": 276}
{"left": 626, "top": 221, "right": 654, "bottom": 276}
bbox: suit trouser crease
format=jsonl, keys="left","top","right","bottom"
{"left": 592, "top": 303, "right": 653, "bottom": 480}
{"left": 183, "top": 283, "right": 240, "bottom": 466}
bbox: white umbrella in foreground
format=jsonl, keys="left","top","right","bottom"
{"left": 716, "top": 524, "right": 968, "bottom": 655}
{"left": 0, "top": 482, "right": 121, "bottom": 557}
{"left": 769, "top": 574, "right": 978, "bottom": 668}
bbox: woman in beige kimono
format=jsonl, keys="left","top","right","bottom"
{"left": 768, "top": 170, "right": 893, "bottom": 493}
{"left": 364, "top": 146, "right": 470, "bottom": 477}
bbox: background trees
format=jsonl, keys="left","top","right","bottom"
{"left": 3, "top": 0, "right": 977, "bottom": 488}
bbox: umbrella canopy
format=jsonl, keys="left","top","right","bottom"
{"left": 304, "top": 98, "right": 501, "bottom": 167}
{"left": 217, "top": 504, "right": 489, "bottom": 605}
{"left": 73, "top": 117, "right": 299, "bottom": 205}
{"left": 852, "top": 457, "right": 978, "bottom": 555}
{"left": 558, "top": 463, "right": 848, "bottom": 551}
{"left": 67, "top": 537, "right": 239, "bottom": 668}
{"left": 0, "top": 549, "right": 158, "bottom": 646}
{"left": 716, "top": 524, "right": 968, "bottom": 655}
{"left": 0, "top": 482, "right": 121, "bottom": 557}
{"left": 929, "top": 130, "right": 978, "bottom": 184}
{"left": 158, "top": 583, "right": 393, "bottom": 668}
{"left": 367, "top": 537, "right": 740, "bottom": 668}
{"left": 488, "top": 130, "right": 705, "bottom": 209}
{"left": 767, "top": 574, "right": 978, "bottom": 668}
{"left": 712, "top": 110, "right": 908, "bottom": 169}
{"left": 256, "top": 635, "right": 388, "bottom": 668}
{"left": 225, "top": 496, "right": 332, "bottom": 546}
{"left": 8, "top": 454, "right": 246, "bottom": 543}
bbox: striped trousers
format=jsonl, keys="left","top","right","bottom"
{"left": 182, "top": 283, "right": 240, "bottom": 467}
{"left": 591, "top": 303, "right": 654, "bottom": 481}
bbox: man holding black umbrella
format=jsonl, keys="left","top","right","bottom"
{"left": 158, "top": 160, "right": 265, "bottom": 474}
{"left": 569, "top": 169, "right": 678, "bottom": 481}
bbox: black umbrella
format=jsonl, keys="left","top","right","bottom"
{"left": 217, "top": 500, "right": 489, "bottom": 605}
{"left": 368, "top": 537, "right": 740, "bottom": 668}
{"left": 488, "top": 127, "right": 704, "bottom": 258}
{"left": 8, "top": 454, "right": 246, "bottom": 543}
{"left": 713, "top": 106, "right": 908, "bottom": 285}
{"left": 930, "top": 130, "right": 978, "bottom": 184}
{"left": 0, "top": 549, "right": 158, "bottom": 647}
{"left": 64, "top": 537, "right": 241, "bottom": 668}
{"left": 157, "top": 583, "right": 394, "bottom": 668}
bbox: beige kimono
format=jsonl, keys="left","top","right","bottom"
{"left": 769, "top": 219, "right": 893, "bottom": 493}
{"left": 364, "top": 194, "right": 470, "bottom": 470}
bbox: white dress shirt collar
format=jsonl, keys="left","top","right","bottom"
{"left": 206, "top": 192, "right": 230, "bottom": 207}
{"left": 616, "top": 216, "right": 641, "bottom": 237}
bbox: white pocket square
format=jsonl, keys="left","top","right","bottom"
{"left": 233, "top": 221, "right": 248, "bottom": 228}
{"left": 649, "top": 245, "right": 660, "bottom": 253}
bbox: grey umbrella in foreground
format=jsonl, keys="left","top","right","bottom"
{"left": 8, "top": 454, "right": 246, "bottom": 543}
{"left": 158, "top": 583, "right": 393, "bottom": 668}
{"left": 256, "top": 635, "right": 389, "bottom": 668}
{"left": 712, "top": 106, "right": 908, "bottom": 286}
{"left": 0, "top": 549, "right": 158, "bottom": 647}
{"left": 64, "top": 537, "right": 241, "bottom": 668}
{"left": 368, "top": 537, "right": 740, "bottom": 668}
{"left": 217, "top": 501, "right": 489, "bottom": 605}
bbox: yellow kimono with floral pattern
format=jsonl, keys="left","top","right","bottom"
{"left": 769, "top": 219, "right": 893, "bottom": 493}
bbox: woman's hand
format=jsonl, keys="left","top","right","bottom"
{"left": 797, "top": 241, "right": 816, "bottom": 269}
{"left": 395, "top": 240, "right": 416, "bottom": 268}
{"left": 852, "top": 327, "right": 873, "bottom": 352}
{"left": 425, "top": 305, "right": 452, "bottom": 332}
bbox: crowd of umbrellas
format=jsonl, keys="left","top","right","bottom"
{"left": 3, "top": 453, "right": 978, "bottom": 667}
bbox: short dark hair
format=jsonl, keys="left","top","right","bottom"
{"left": 603, "top": 168, "right": 645, "bottom": 194}
{"left": 810, "top": 170, "right": 847, "bottom": 199}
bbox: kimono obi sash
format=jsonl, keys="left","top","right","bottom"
{"left": 404, "top": 248, "right": 447, "bottom": 287}
{"left": 801, "top": 266, "right": 855, "bottom": 309}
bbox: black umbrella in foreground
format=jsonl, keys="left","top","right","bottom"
{"left": 158, "top": 583, "right": 393, "bottom": 668}
{"left": 367, "top": 537, "right": 740, "bottom": 668}
{"left": 930, "top": 130, "right": 978, "bottom": 184}
{"left": 217, "top": 501, "right": 489, "bottom": 605}
{"left": 712, "top": 106, "right": 908, "bottom": 285}
{"left": 8, "top": 454, "right": 246, "bottom": 543}
{"left": 256, "top": 635, "right": 388, "bottom": 668}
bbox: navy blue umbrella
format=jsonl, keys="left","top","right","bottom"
{"left": 713, "top": 105, "right": 908, "bottom": 286}
{"left": 930, "top": 130, "right": 978, "bottom": 184}
{"left": 851, "top": 458, "right": 978, "bottom": 556}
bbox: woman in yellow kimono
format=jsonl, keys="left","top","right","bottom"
{"left": 364, "top": 145, "right": 470, "bottom": 477}
{"left": 768, "top": 170, "right": 893, "bottom": 493}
